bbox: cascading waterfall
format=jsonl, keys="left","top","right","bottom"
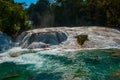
{"left": 0, "top": 26, "right": 120, "bottom": 80}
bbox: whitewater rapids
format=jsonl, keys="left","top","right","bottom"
{"left": 17, "top": 26, "right": 120, "bottom": 49}
{"left": 0, "top": 26, "right": 120, "bottom": 80}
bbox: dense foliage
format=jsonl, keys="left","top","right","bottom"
{"left": 28, "top": 0, "right": 120, "bottom": 27}
{"left": 0, "top": 0, "right": 120, "bottom": 39}
{"left": 27, "top": 0, "right": 53, "bottom": 28}
{"left": 0, "top": 0, "right": 31, "bottom": 39}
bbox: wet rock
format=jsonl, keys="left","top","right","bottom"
{"left": 73, "top": 73, "right": 89, "bottom": 79}
{"left": 18, "top": 31, "right": 67, "bottom": 49}
{"left": 9, "top": 53, "right": 20, "bottom": 57}
{"left": 3, "top": 74, "right": 19, "bottom": 80}
{"left": 112, "top": 50, "right": 120, "bottom": 58}
{"left": 75, "top": 34, "right": 88, "bottom": 46}
{"left": 9, "top": 50, "right": 37, "bottom": 57}
{"left": 111, "top": 70, "right": 120, "bottom": 80}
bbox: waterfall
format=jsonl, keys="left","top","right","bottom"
{"left": 0, "top": 32, "right": 12, "bottom": 52}
{"left": 16, "top": 27, "right": 120, "bottom": 49}
{"left": 17, "top": 30, "right": 67, "bottom": 49}
{"left": 0, "top": 27, "right": 120, "bottom": 80}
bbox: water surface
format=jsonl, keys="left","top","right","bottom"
{"left": 0, "top": 49, "right": 120, "bottom": 80}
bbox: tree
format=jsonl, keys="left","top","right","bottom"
{"left": 27, "top": 0, "right": 51, "bottom": 27}
{"left": 0, "top": 0, "right": 31, "bottom": 40}
{"left": 27, "top": 0, "right": 120, "bottom": 27}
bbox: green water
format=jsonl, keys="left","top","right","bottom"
{"left": 0, "top": 49, "right": 120, "bottom": 80}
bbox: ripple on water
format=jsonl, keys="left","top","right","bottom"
{"left": 0, "top": 49, "right": 120, "bottom": 80}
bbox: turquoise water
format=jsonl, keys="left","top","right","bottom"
{"left": 0, "top": 49, "right": 120, "bottom": 80}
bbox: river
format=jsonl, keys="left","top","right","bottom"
{"left": 0, "top": 27, "right": 120, "bottom": 80}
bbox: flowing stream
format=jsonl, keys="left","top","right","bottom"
{"left": 0, "top": 27, "right": 120, "bottom": 80}
{"left": 0, "top": 48, "right": 120, "bottom": 80}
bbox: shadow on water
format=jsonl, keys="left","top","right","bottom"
{"left": 0, "top": 62, "right": 63, "bottom": 80}
{"left": 33, "top": 72, "right": 62, "bottom": 80}
{"left": 0, "top": 62, "right": 34, "bottom": 80}
{"left": 0, "top": 48, "right": 10, "bottom": 54}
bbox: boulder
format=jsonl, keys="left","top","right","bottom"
{"left": 18, "top": 31, "right": 67, "bottom": 49}
{"left": 75, "top": 34, "right": 88, "bottom": 46}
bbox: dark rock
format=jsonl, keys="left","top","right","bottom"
{"left": 3, "top": 74, "right": 19, "bottom": 80}
{"left": 75, "top": 34, "right": 88, "bottom": 46}
{"left": 9, "top": 53, "right": 20, "bottom": 57}
{"left": 112, "top": 50, "right": 120, "bottom": 58}
{"left": 18, "top": 31, "right": 67, "bottom": 49}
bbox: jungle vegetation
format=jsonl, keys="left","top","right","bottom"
{"left": 0, "top": 0, "right": 120, "bottom": 39}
